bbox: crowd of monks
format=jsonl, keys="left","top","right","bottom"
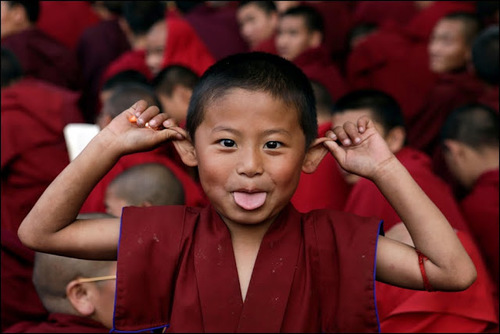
{"left": 1, "top": 1, "right": 499, "bottom": 332}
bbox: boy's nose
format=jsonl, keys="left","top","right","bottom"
{"left": 236, "top": 147, "right": 264, "bottom": 177}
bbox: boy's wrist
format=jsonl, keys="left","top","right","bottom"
{"left": 90, "top": 128, "right": 125, "bottom": 161}
{"left": 371, "top": 156, "right": 404, "bottom": 184}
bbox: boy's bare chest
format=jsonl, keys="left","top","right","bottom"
{"left": 232, "top": 243, "right": 260, "bottom": 302}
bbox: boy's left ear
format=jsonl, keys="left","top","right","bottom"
{"left": 172, "top": 136, "right": 198, "bottom": 167}
{"left": 302, "top": 137, "right": 330, "bottom": 174}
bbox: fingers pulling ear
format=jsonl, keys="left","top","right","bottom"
{"left": 173, "top": 136, "right": 198, "bottom": 167}
{"left": 302, "top": 137, "right": 330, "bottom": 174}
{"left": 66, "top": 280, "right": 95, "bottom": 317}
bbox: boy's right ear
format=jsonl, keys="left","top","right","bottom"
{"left": 172, "top": 137, "right": 198, "bottom": 167}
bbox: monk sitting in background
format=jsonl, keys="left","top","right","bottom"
{"left": 104, "top": 162, "right": 185, "bottom": 218}
{"left": 275, "top": 5, "right": 348, "bottom": 101}
{"left": 1, "top": 0, "right": 82, "bottom": 91}
{"left": 471, "top": 25, "right": 499, "bottom": 112}
{"left": 5, "top": 213, "right": 116, "bottom": 333}
{"left": 407, "top": 11, "right": 486, "bottom": 158}
{"left": 440, "top": 103, "right": 499, "bottom": 315}
{"left": 330, "top": 89, "right": 499, "bottom": 333}
{"left": 236, "top": 1, "right": 279, "bottom": 54}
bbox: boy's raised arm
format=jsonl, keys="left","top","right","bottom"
{"left": 18, "top": 100, "right": 186, "bottom": 260}
{"left": 323, "top": 116, "right": 476, "bottom": 292}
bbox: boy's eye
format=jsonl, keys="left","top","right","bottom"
{"left": 265, "top": 141, "right": 281, "bottom": 149}
{"left": 219, "top": 139, "right": 236, "bottom": 148}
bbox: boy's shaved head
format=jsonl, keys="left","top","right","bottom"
{"left": 32, "top": 213, "right": 115, "bottom": 314}
{"left": 107, "top": 162, "right": 185, "bottom": 207}
{"left": 103, "top": 82, "right": 162, "bottom": 119}
{"left": 186, "top": 52, "right": 317, "bottom": 148}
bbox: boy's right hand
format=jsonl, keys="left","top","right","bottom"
{"left": 101, "top": 100, "right": 187, "bottom": 156}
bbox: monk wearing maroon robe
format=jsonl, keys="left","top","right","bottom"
{"left": 36, "top": 1, "right": 100, "bottom": 51}
{"left": 440, "top": 103, "right": 499, "bottom": 313}
{"left": 343, "top": 147, "right": 470, "bottom": 232}
{"left": 293, "top": 46, "right": 349, "bottom": 102}
{"left": 346, "top": 1, "right": 477, "bottom": 126}
{"left": 112, "top": 204, "right": 382, "bottom": 332}
{"left": 77, "top": 17, "right": 131, "bottom": 123}
{"left": 461, "top": 169, "right": 500, "bottom": 294}
{"left": 3, "top": 313, "right": 110, "bottom": 333}
{"left": 1, "top": 228, "right": 47, "bottom": 332}
{"left": 182, "top": 1, "right": 249, "bottom": 60}
{"left": 1, "top": 77, "right": 81, "bottom": 234}
{"left": 276, "top": 5, "right": 349, "bottom": 101}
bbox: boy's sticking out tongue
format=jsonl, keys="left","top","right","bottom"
{"left": 233, "top": 192, "right": 267, "bottom": 210}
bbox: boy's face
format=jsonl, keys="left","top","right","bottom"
{"left": 237, "top": 3, "right": 278, "bottom": 49}
{"left": 193, "top": 88, "right": 307, "bottom": 226}
{"left": 276, "top": 15, "right": 316, "bottom": 61}
{"left": 428, "top": 19, "right": 470, "bottom": 73}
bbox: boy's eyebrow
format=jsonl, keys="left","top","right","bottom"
{"left": 212, "top": 126, "right": 292, "bottom": 137}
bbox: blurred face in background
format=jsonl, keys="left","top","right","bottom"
{"left": 428, "top": 19, "right": 470, "bottom": 73}
{"left": 237, "top": 3, "right": 278, "bottom": 49}
{"left": 275, "top": 15, "right": 320, "bottom": 61}
{"left": 146, "top": 20, "right": 167, "bottom": 77}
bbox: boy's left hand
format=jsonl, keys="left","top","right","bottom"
{"left": 323, "top": 116, "right": 396, "bottom": 180}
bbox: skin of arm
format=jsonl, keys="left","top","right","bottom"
{"left": 18, "top": 100, "right": 186, "bottom": 260}
{"left": 323, "top": 116, "right": 477, "bottom": 292}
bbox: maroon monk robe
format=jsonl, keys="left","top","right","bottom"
{"left": 100, "top": 49, "right": 153, "bottom": 86}
{"left": 303, "top": 1, "right": 354, "bottom": 68}
{"left": 1, "top": 78, "right": 80, "bottom": 234}
{"left": 161, "top": 16, "right": 216, "bottom": 77}
{"left": 376, "top": 229, "right": 499, "bottom": 333}
{"left": 1, "top": 27, "right": 83, "bottom": 92}
{"left": 77, "top": 18, "right": 131, "bottom": 123}
{"left": 407, "top": 70, "right": 488, "bottom": 157}
{"left": 404, "top": 1, "right": 477, "bottom": 44}
{"left": 353, "top": 1, "right": 418, "bottom": 28}
{"left": 291, "top": 121, "right": 351, "bottom": 212}
{"left": 478, "top": 85, "right": 499, "bottom": 113}
{"left": 252, "top": 33, "right": 278, "bottom": 54}
{"left": 346, "top": 23, "right": 438, "bottom": 125}
{"left": 343, "top": 147, "right": 470, "bottom": 233}
{"left": 36, "top": 1, "right": 100, "bottom": 50}
{"left": 293, "top": 46, "right": 349, "bottom": 102}
{"left": 460, "top": 169, "right": 499, "bottom": 303}
{"left": 3, "top": 313, "right": 110, "bottom": 333}
{"left": 112, "top": 204, "right": 382, "bottom": 332}
{"left": 80, "top": 147, "right": 208, "bottom": 214}
{"left": 1, "top": 228, "right": 48, "bottom": 333}
{"left": 182, "top": 2, "right": 249, "bottom": 61}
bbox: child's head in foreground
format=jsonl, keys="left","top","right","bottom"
{"left": 176, "top": 52, "right": 322, "bottom": 226}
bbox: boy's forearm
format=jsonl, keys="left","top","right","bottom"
{"left": 18, "top": 129, "right": 123, "bottom": 250}
{"left": 372, "top": 157, "right": 469, "bottom": 266}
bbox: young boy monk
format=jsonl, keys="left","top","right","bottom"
{"left": 18, "top": 52, "right": 476, "bottom": 333}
